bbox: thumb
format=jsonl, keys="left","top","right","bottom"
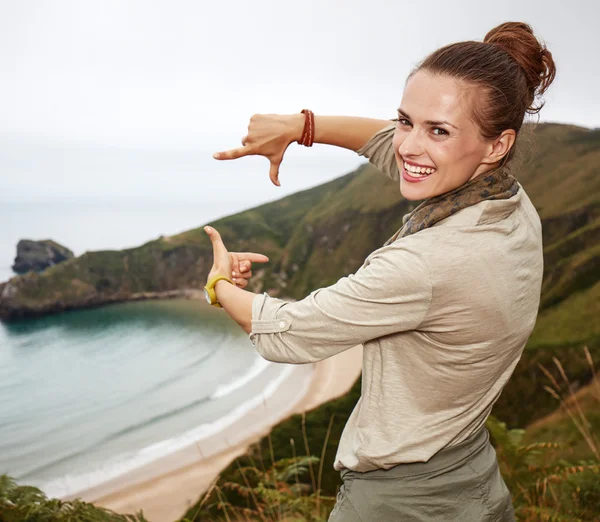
{"left": 204, "top": 226, "right": 228, "bottom": 258}
{"left": 269, "top": 159, "right": 281, "bottom": 187}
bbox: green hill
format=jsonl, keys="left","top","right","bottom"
{"left": 1, "top": 121, "right": 599, "bottom": 521}
{"left": 2, "top": 123, "right": 598, "bottom": 318}
{"left": 0, "top": 123, "right": 598, "bottom": 429}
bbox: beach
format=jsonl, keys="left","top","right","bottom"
{"left": 78, "top": 344, "right": 363, "bottom": 522}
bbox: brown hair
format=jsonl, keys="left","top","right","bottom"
{"left": 410, "top": 22, "right": 556, "bottom": 166}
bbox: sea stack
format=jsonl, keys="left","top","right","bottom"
{"left": 12, "top": 239, "right": 74, "bottom": 274}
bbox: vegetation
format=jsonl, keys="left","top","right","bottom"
{"left": 181, "top": 349, "right": 600, "bottom": 522}
{"left": 0, "top": 475, "right": 148, "bottom": 522}
{"left": 1, "top": 122, "right": 599, "bottom": 520}
{"left": 2, "top": 122, "right": 598, "bottom": 318}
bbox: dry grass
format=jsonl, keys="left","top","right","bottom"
{"left": 184, "top": 348, "right": 600, "bottom": 522}
{"left": 537, "top": 346, "right": 600, "bottom": 460}
{"left": 184, "top": 414, "right": 337, "bottom": 522}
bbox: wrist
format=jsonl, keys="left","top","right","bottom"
{"left": 287, "top": 113, "right": 306, "bottom": 143}
{"left": 214, "top": 278, "right": 235, "bottom": 306}
{"left": 208, "top": 268, "right": 231, "bottom": 281}
{"left": 214, "top": 278, "right": 232, "bottom": 292}
{"left": 205, "top": 273, "right": 233, "bottom": 308}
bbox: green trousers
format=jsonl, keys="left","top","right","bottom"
{"left": 328, "top": 427, "right": 515, "bottom": 521}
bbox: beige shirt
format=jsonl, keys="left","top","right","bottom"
{"left": 250, "top": 124, "right": 543, "bottom": 472}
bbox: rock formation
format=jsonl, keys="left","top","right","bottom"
{"left": 11, "top": 239, "right": 74, "bottom": 274}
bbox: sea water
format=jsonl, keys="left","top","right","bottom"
{"left": 0, "top": 201, "right": 281, "bottom": 496}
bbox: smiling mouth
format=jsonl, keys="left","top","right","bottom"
{"left": 403, "top": 161, "right": 436, "bottom": 177}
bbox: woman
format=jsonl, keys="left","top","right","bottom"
{"left": 203, "top": 21, "right": 556, "bottom": 522}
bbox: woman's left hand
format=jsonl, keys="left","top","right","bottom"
{"left": 204, "top": 226, "right": 269, "bottom": 289}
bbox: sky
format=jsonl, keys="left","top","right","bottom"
{"left": 0, "top": 0, "right": 598, "bottom": 210}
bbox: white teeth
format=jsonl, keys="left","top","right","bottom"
{"left": 404, "top": 162, "right": 436, "bottom": 176}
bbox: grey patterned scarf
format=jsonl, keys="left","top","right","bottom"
{"left": 385, "top": 166, "right": 519, "bottom": 246}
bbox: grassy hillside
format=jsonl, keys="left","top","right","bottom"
{"left": 2, "top": 122, "right": 598, "bottom": 319}
{"left": 0, "top": 170, "right": 361, "bottom": 318}
{"left": 1, "top": 123, "right": 598, "bottom": 426}
{"left": 1, "top": 122, "right": 599, "bottom": 521}
{"left": 511, "top": 124, "right": 600, "bottom": 218}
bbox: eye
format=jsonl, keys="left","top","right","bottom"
{"left": 432, "top": 127, "right": 448, "bottom": 136}
{"left": 394, "top": 117, "right": 411, "bottom": 127}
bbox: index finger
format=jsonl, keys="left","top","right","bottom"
{"left": 213, "top": 146, "right": 252, "bottom": 161}
{"left": 235, "top": 252, "right": 270, "bottom": 263}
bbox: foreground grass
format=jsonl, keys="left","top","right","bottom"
{"left": 183, "top": 347, "right": 600, "bottom": 522}
{"left": 2, "top": 350, "right": 599, "bottom": 522}
{"left": 0, "top": 475, "right": 149, "bottom": 522}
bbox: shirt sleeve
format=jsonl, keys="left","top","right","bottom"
{"left": 356, "top": 123, "right": 399, "bottom": 181}
{"left": 249, "top": 243, "right": 432, "bottom": 364}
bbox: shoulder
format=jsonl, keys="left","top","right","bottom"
{"left": 433, "top": 183, "right": 541, "bottom": 232}
{"left": 388, "top": 193, "right": 541, "bottom": 269}
{"left": 366, "top": 183, "right": 543, "bottom": 283}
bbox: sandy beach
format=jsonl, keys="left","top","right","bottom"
{"left": 80, "top": 345, "right": 363, "bottom": 522}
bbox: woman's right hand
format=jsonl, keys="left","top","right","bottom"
{"left": 213, "top": 113, "right": 305, "bottom": 187}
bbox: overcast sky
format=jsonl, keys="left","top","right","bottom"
{"left": 1, "top": 0, "right": 598, "bottom": 209}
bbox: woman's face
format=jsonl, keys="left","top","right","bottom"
{"left": 392, "top": 70, "right": 497, "bottom": 201}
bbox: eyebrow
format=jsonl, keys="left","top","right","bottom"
{"left": 397, "top": 109, "right": 458, "bottom": 130}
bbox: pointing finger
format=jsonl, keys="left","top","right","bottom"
{"left": 213, "top": 146, "right": 252, "bottom": 161}
{"left": 236, "top": 252, "right": 270, "bottom": 263}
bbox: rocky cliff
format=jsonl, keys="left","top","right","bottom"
{"left": 11, "top": 239, "right": 74, "bottom": 274}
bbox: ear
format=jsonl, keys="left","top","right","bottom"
{"left": 482, "top": 129, "right": 516, "bottom": 165}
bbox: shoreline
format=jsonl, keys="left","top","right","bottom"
{"left": 85, "top": 345, "right": 363, "bottom": 522}
{"left": 0, "top": 284, "right": 207, "bottom": 322}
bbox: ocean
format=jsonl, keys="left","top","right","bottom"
{"left": 0, "top": 201, "right": 284, "bottom": 497}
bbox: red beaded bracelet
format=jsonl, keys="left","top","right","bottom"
{"left": 299, "top": 109, "right": 315, "bottom": 147}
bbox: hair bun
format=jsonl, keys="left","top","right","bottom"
{"left": 484, "top": 22, "right": 556, "bottom": 114}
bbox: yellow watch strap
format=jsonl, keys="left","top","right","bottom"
{"left": 205, "top": 275, "right": 234, "bottom": 307}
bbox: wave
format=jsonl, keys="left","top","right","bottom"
{"left": 38, "top": 364, "right": 305, "bottom": 500}
{"left": 99, "top": 393, "right": 213, "bottom": 442}
{"left": 143, "top": 348, "right": 219, "bottom": 395}
{"left": 5, "top": 349, "right": 224, "bottom": 455}
{"left": 18, "top": 353, "right": 263, "bottom": 478}
{"left": 209, "top": 356, "right": 271, "bottom": 400}
{"left": 22, "top": 392, "right": 217, "bottom": 478}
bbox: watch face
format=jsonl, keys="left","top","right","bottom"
{"left": 204, "top": 288, "right": 211, "bottom": 304}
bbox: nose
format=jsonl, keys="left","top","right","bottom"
{"left": 398, "top": 128, "right": 425, "bottom": 158}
